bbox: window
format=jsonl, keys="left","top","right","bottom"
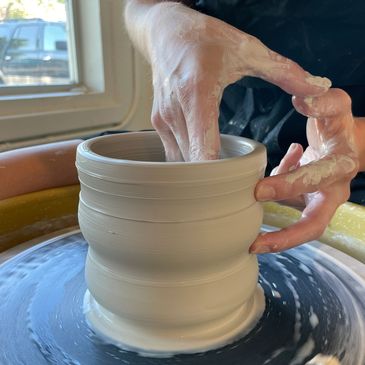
{"left": 0, "top": 0, "right": 152, "bottom": 149}
{"left": 0, "top": 1, "right": 72, "bottom": 87}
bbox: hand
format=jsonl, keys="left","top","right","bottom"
{"left": 251, "top": 89, "right": 360, "bottom": 253}
{"left": 139, "top": 2, "right": 331, "bottom": 161}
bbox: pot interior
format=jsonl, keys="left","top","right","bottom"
{"left": 88, "top": 132, "right": 254, "bottom": 162}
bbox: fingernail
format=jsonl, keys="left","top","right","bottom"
{"left": 305, "top": 75, "right": 332, "bottom": 90}
{"left": 288, "top": 143, "right": 299, "bottom": 153}
{"left": 256, "top": 185, "right": 276, "bottom": 201}
{"left": 250, "top": 245, "right": 272, "bottom": 254}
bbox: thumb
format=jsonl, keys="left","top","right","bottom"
{"left": 239, "top": 36, "right": 331, "bottom": 97}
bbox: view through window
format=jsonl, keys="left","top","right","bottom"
{"left": 0, "top": 0, "right": 73, "bottom": 87}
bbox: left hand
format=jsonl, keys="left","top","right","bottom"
{"left": 250, "top": 88, "right": 359, "bottom": 253}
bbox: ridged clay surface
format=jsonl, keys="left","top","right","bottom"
{"left": 76, "top": 131, "right": 267, "bottom": 355}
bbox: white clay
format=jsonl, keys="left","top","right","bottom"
{"left": 305, "top": 75, "right": 332, "bottom": 89}
{"left": 285, "top": 155, "right": 356, "bottom": 186}
{"left": 76, "top": 131, "right": 267, "bottom": 355}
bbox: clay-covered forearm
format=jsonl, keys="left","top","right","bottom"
{"left": 124, "top": 0, "right": 193, "bottom": 60}
{"left": 355, "top": 117, "right": 365, "bottom": 172}
{"left": 124, "top": 0, "right": 164, "bottom": 60}
{"left": 0, "top": 140, "right": 82, "bottom": 201}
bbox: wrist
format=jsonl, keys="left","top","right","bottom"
{"left": 354, "top": 117, "right": 365, "bottom": 172}
{"left": 126, "top": 1, "right": 197, "bottom": 62}
{"left": 124, "top": 0, "right": 165, "bottom": 60}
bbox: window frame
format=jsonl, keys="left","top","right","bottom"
{"left": 0, "top": 0, "right": 136, "bottom": 147}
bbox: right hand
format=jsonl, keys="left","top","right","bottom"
{"left": 251, "top": 89, "right": 360, "bottom": 253}
{"left": 143, "top": 2, "right": 331, "bottom": 161}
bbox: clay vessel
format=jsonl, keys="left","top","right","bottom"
{"left": 76, "top": 131, "right": 267, "bottom": 355}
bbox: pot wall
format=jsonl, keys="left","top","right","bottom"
{"left": 76, "top": 131, "right": 267, "bottom": 353}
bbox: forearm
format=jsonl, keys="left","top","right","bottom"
{"left": 355, "top": 117, "right": 365, "bottom": 171}
{"left": 124, "top": 0, "right": 160, "bottom": 60}
{"left": 124, "top": 0, "right": 194, "bottom": 60}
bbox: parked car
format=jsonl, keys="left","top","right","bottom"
{"left": 0, "top": 19, "right": 69, "bottom": 86}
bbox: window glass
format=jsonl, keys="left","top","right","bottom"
{"left": 9, "top": 25, "right": 38, "bottom": 51}
{"left": 44, "top": 24, "right": 67, "bottom": 51}
{"left": 0, "top": 0, "right": 136, "bottom": 146}
{"left": 0, "top": 0, "right": 73, "bottom": 87}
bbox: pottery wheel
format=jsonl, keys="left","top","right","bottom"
{"left": 0, "top": 228, "right": 365, "bottom": 365}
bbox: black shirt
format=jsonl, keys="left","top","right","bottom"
{"left": 195, "top": 0, "right": 365, "bottom": 204}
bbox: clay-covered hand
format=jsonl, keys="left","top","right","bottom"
{"left": 251, "top": 89, "right": 360, "bottom": 253}
{"left": 127, "top": 1, "right": 331, "bottom": 161}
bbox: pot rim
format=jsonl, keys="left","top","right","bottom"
{"left": 77, "top": 131, "right": 266, "bottom": 169}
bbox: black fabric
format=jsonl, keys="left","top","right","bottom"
{"left": 195, "top": 0, "right": 365, "bottom": 87}
{"left": 219, "top": 82, "right": 305, "bottom": 174}
{"left": 194, "top": 0, "right": 365, "bottom": 205}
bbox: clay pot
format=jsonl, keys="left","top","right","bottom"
{"left": 76, "top": 131, "right": 267, "bottom": 355}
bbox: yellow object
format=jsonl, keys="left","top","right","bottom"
{"left": 0, "top": 185, "right": 80, "bottom": 252}
{"left": 263, "top": 202, "right": 365, "bottom": 263}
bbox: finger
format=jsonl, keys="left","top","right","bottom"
{"left": 250, "top": 191, "right": 340, "bottom": 253}
{"left": 240, "top": 36, "right": 331, "bottom": 97}
{"left": 270, "top": 143, "right": 305, "bottom": 208}
{"left": 159, "top": 81, "right": 191, "bottom": 161}
{"left": 255, "top": 155, "right": 357, "bottom": 202}
{"left": 292, "top": 88, "right": 352, "bottom": 118}
{"left": 166, "top": 101, "right": 191, "bottom": 161}
{"left": 178, "top": 80, "right": 221, "bottom": 161}
{"left": 151, "top": 105, "right": 184, "bottom": 162}
{"left": 293, "top": 89, "right": 355, "bottom": 151}
{"left": 271, "top": 143, "right": 303, "bottom": 176}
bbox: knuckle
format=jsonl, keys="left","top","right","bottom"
{"left": 338, "top": 155, "right": 358, "bottom": 179}
{"left": 160, "top": 109, "right": 171, "bottom": 125}
{"left": 151, "top": 112, "right": 164, "bottom": 130}
{"left": 240, "top": 33, "right": 261, "bottom": 52}
{"left": 343, "top": 93, "right": 352, "bottom": 110}
{"left": 159, "top": 105, "right": 173, "bottom": 125}
{"left": 334, "top": 88, "right": 352, "bottom": 110}
{"left": 268, "top": 49, "right": 290, "bottom": 65}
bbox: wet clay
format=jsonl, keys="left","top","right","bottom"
{"left": 76, "top": 131, "right": 267, "bottom": 355}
